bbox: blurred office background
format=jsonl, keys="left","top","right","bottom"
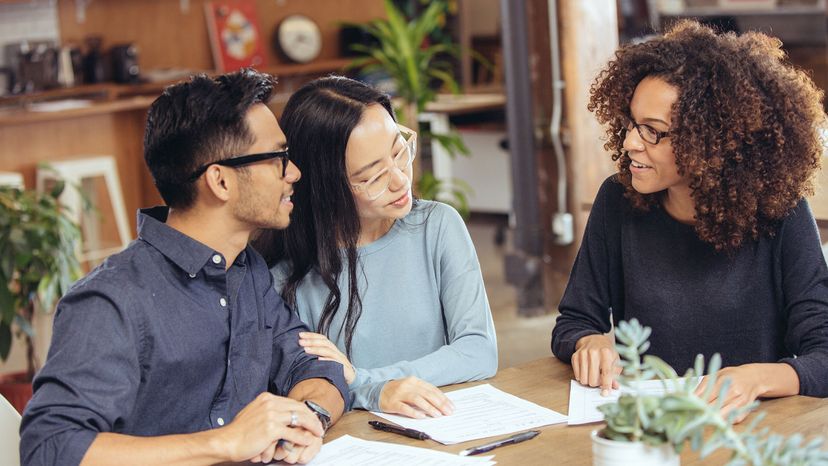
{"left": 0, "top": 0, "right": 825, "bottom": 385}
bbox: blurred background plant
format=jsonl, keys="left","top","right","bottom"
{"left": 598, "top": 319, "right": 828, "bottom": 465}
{"left": 0, "top": 181, "right": 81, "bottom": 381}
{"left": 347, "top": 0, "right": 493, "bottom": 218}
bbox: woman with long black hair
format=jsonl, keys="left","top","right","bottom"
{"left": 254, "top": 76, "right": 497, "bottom": 417}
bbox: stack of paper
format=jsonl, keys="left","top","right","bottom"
{"left": 288, "top": 435, "right": 496, "bottom": 465}
{"left": 371, "top": 383, "right": 567, "bottom": 444}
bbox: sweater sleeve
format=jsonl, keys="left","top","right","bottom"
{"left": 776, "top": 199, "right": 828, "bottom": 397}
{"left": 348, "top": 204, "right": 498, "bottom": 411}
{"left": 551, "top": 177, "right": 619, "bottom": 364}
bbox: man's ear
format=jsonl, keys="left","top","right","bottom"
{"left": 202, "top": 165, "right": 234, "bottom": 202}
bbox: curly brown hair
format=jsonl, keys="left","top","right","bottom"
{"left": 588, "top": 20, "right": 826, "bottom": 252}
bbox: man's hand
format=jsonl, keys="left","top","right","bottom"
{"left": 379, "top": 377, "right": 454, "bottom": 419}
{"left": 299, "top": 332, "right": 356, "bottom": 384}
{"left": 265, "top": 435, "right": 323, "bottom": 465}
{"left": 694, "top": 363, "right": 799, "bottom": 424}
{"left": 572, "top": 334, "right": 621, "bottom": 396}
{"left": 219, "top": 392, "right": 323, "bottom": 463}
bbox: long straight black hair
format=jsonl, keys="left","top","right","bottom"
{"left": 254, "top": 76, "right": 395, "bottom": 357}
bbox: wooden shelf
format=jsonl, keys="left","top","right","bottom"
{"left": 0, "top": 58, "right": 355, "bottom": 108}
{"left": 260, "top": 58, "right": 355, "bottom": 77}
{"left": 662, "top": 5, "right": 826, "bottom": 17}
{"left": 0, "top": 96, "right": 155, "bottom": 126}
{"left": 423, "top": 93, "right": 506, "bottom": 115}
{"left": 0, "top": 81, "right": 172, "bottom": 107}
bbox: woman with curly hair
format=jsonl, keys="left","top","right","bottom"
{"left": 551, "top": 20, "right": 828, "bottom": 417}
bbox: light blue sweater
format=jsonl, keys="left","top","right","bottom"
{"left": 271, "top": 200, "right": 498, "bottom": 410}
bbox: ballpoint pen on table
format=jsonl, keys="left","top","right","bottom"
{"left": 459, "top": 430, "right": 541, "bottom": 456}
{"left": 368, "top": 420, "right": 431, "bottom": 440}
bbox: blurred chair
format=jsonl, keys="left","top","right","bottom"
{"left": 0, "top": 393, "right": 21, "bottom": 465}
{"left": 36, "top": 156, "right": 131, "bottom": 265}
{"left": 823, "top": 243, "right": 828, "bottom": 267}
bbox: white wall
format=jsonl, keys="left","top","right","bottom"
{"left": 0, "top": 0, "right": 60, "bottom": 94}
{"left": 0, "top": 0, "right": 60, "bottom": 67}
{"left": 0, "top": 311, "right": 54, "bottom": 376}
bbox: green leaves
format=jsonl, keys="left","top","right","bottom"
{"left": 604, "top": 319, "right": 828, "bottom": 465}
{"left": 0, "top": 322, "right": 10, "bottom": 361}
{"left": 415, "top": 170, "right": 472, "bottom": 219}
{"left": 348, "top": 0, "right": 461, "bottom": 113}
{"left": 0, "top": 185, "right": 82, "bottom": 364}
{"left": 347, "top": 1, "right": 477, "bottom": 207}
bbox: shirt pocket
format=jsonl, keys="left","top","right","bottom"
{"left": 231, "top": 327, "right": 273, "bottom": 400}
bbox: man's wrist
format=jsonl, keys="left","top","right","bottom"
{"left": 201, "top": 426, "right": 233, "bottom": 462}
{"left": 304, "top": 400, "right": 332, "bottom": 432}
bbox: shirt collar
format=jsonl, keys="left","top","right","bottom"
{"left": 137, "top": 206, "right": 225, "bottom": 275}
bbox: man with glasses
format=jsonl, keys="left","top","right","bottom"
{"left": 21, "top": 69, "right": 347, "bottom": 466}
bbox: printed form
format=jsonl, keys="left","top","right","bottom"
{"left": 284, "top": 435, "right": 496, "bottom": 466}
{"left": 567, "top": 378, "right": 700, "bottom": 425}
{"left": 371, "top": 383, "right": 567, "bottom": 444}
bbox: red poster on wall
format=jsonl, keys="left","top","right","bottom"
{"left": 205, "top": 0, "right": 268, "bottom": 72}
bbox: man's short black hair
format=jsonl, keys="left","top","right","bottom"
{"left": 144, "top": 68, "right": 277, "bottom": 209}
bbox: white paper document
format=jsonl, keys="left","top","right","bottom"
{"left": 567, "top": 378, "right": 698, "bottom": 425}
{"left": 371, "top": 383, "right": 567, "bottom": 444}
{"left": 287, "top": 435, "right": 496, "bottom": 466}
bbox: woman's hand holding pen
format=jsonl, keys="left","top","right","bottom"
{"left": 380, "top": 377, "right": 455, "bottom": 419}
{"left": 299, "top": 332, "right": 356, "bottom": 384}
{"left": 572, "top": 334, "right": 621, "bottom": 396}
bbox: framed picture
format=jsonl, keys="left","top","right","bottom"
{"left": 205, "top": 0, "right": 267, "bottom": 72}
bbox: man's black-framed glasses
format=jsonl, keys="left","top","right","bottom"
{"left": 187, "top": 149, "right": 290, "bottom": 182}
{"left": 624, "top": 119, "right": 671, "bottom": 145}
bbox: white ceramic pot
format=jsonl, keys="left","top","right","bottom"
{"left": 591, "top": 430, "right": 680, "bottom": 466}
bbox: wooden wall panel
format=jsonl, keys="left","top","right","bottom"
{"left": 57, "top": 0, "right": 385, "bottom": 72}
{"left": 0, "top": 109, "right": 158, "bottom": 234}
{"left": 560, "top": 0, "right": 618, "bottom": 213}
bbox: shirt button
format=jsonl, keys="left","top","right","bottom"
{"left": 188, "top": 272, "right": 196, "bottom": 278}
{"left": 219, "top": 297, "right": 227, "bottom": 307}
{"left": 212, "top": 254, "right": 222, "bottom": 264}
{"left": 217, "top": 417, "right": 225, "bottom": 426}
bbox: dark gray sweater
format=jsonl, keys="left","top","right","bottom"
{"left": 551, "top": 176, "right": 828, "bottom": 397}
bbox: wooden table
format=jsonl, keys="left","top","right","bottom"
{"left": 324, "top": 357, "right": 828, "bottom": 465}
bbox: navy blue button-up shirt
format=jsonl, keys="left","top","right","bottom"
{"left": 20, "top": 207, "right": 348, "bottom": 466}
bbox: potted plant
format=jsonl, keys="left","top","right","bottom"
{"left": 594, "top": 319, "right": 828, "bottom": 466}
{"left": 0, "top": 181, "right": 82, "bottom": 413}
{"left": 347, "top": 0, "right": 476, "bottom": 216}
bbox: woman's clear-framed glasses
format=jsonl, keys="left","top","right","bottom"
{"left": 351, "top": 125, "right": 417, "bottom": 200}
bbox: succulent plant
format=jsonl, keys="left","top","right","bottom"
{"left": 599, "top": 319, "right": 828, "bottom": 465}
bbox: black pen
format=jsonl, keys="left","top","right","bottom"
{"left": 459, "top": 430, "right": 540, "bottom": 456}
{"left": 368, "top": 420, "right": 431, "bottom": 440}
